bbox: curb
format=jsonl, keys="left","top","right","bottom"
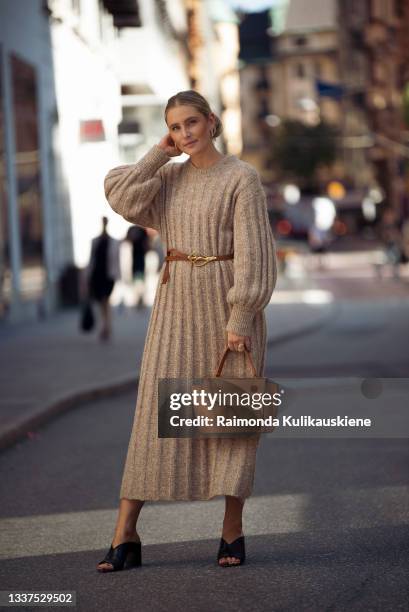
{"left": 0, "top": 376, "right": 139, "bottom": 453}
{"left": 0, "top": 304, "right": 338, "bottom": 454}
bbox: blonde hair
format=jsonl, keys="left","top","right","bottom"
{"left": 164, "top": 90, "right": 223, "bottom": 139}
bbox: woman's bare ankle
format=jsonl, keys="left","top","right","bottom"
{"left": 112, "top": 527, "right": 140, "bottom": 546}
{"left": 222, "top": 523, "right": 243, "bottom": 544}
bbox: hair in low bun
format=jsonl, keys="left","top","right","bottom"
{"left": 212, "top": 114, "right": 223, "bottom": 139}
{"left": 165, "top": 90, "right": 223, "bottom": 140}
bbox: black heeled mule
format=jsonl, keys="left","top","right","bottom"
{"left": 97, "top": 540, "right": 142, "bottom": 572}
{"left": 217, "top": 535, "right": 246, "bottom": 567}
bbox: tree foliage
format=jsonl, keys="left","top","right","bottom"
{"left": 271, "top": 119, "right": 339, "bottom": 186}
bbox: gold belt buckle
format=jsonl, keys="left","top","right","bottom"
{"left": 188, "top": 252, "right": 217, "bottom": 266}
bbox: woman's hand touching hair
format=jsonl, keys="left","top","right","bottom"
{"left": 157, "top": 134, "right": 183, "bottom": 158}
{"left": 227, "top": 331, "right": 251, "bottom": 352}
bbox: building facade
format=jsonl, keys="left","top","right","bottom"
{"left": 270, "top": 0, "right": 340, "bottom": 127}
{"left": 0, "top": 0, "right": 63, "bottom": 322}
{"left": 0, "top": 0, "right": 198, "bottom": 322}
{"left": 338, "top": 0, "right": 409, "bottom": 218}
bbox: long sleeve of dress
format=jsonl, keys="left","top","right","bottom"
{"left": 104, "top": 144, "right": 171, "bottom": 231}
{"left": 225, "top": 171, "right": 278, "bottom": 337}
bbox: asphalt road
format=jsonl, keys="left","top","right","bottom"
{"left": 0, "top": 299, "right": 408, "bottom": 612}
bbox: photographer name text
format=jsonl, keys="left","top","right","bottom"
{"left": 169, "top": 415, "right": 372, "bottom": 428}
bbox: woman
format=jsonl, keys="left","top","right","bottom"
{"left": 97, "top": 90, "right": 278, "bottom": 571}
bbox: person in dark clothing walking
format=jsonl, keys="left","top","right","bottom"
{"left": 126, "top": 226, "right": 149, "bottom": 309}
{"left": 87, "top": 217, "right": 120, "bottom": 340}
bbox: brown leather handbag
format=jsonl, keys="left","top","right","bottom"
{"left": 191, "top": 345, "right": 279, "bottom": 437}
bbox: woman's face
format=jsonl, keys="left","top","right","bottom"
{"left": 166, "top": 105, "right": 214, "bottom": 155}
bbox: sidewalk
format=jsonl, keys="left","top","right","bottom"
{"left": 0, "top": 283, "right": 336, "bottom": 452}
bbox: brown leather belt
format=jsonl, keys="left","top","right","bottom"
{"left": 161, "top": 248, "right": 234, "bottom": 285}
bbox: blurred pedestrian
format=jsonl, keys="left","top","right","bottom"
{"left": 308, "top": 223, "right": 331, "bottom": 270}
{"left": 378, "top": 208, "right": 402, "bottom": 279}
{"left": 87, "top": 216, "right": 120, "bottom": 341}
{"left": 127, "top": 226, "right": 149, "bottom": 309}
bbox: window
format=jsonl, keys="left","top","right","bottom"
{"left": 394, "top": 0, "right": 405, "bottom": 18}
{"left": 295, "top": 62, "right": 306, "bottom": 78}
{"left": 10, "top": 53, "right": 45, "bottom": 301}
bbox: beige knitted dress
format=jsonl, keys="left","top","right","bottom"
{"left": 104, "top": 144, "right": 278, "bottom": 501}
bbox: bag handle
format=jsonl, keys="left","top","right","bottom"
{"left": 214, "top": 345, "right": 258, "bottom": 378}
